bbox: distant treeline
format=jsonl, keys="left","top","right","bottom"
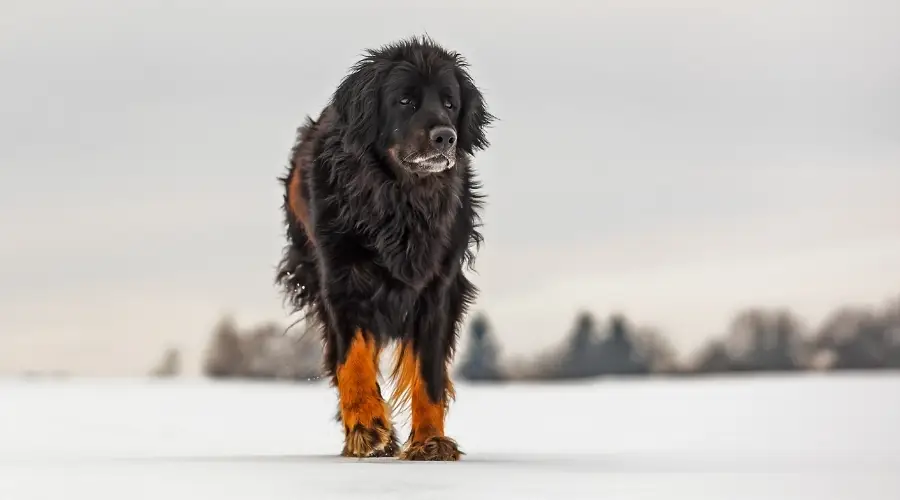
{"left": 194, "top": 293, "right": 900, "bottom": 382}
{"left": 201, "top": 317, "right": 323, "bottom": 381}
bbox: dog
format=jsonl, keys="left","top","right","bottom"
{"left": 275, "top": 36, "right": 494, "bottom": 461}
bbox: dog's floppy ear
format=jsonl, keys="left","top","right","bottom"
{"left": 330, "top": 55, "right": 389, "bottom": 157}
{"left": 455, "top": 65, "right": 495, "bottom": 156}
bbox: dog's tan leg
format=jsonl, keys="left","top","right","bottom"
{"left": 337, "top": 329, "right": 398, "bottom": 458}
{"left": 391, "top": 342, "right": 462, "bottom": 461}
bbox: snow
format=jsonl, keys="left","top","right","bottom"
{"left": 1, "top": 374, "right": 899, "bottom": 499}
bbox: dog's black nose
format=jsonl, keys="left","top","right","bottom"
{"left": 429, "top": 126, "right": 457, "bottom": 150}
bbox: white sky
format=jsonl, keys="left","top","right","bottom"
{"left": 2, "top": 0, "right": 899, "bottom": 375}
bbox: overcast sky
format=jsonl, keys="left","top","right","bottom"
{"left": 2, "top": 0, "right": 899, "bottom": 375}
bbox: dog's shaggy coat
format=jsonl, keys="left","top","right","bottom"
{"left": 275, "top": 36, "right": 493, "bottom": 460}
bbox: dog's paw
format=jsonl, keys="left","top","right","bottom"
{"left": 340, "top": 417, "right": 396, "bottom": 458}
{"left": 399, "top": 436, "right": 463, "bottom": 461}
{"left": 369, "top": 428, "right": 401, "bottom": 458}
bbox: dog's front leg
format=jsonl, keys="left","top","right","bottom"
{"left": 391, "top": 273, "right": 471, "bottom": 461}
{"left": 321, "top": 270, "right": 400, "bottom": 459}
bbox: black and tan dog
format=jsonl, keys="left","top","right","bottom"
{"left": 276, "top": 36, "right": 493, "bottom": 461}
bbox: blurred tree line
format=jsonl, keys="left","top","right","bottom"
{"left": 188, "top": 294, "right": 899, "bottom": 382}
{"left": 494, "top": 294, "right": 900, "bottom": 381}
{"left": 200, "top": 316, "right": 324, "bottom": 381}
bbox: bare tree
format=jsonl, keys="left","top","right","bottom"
{"left": 632, "top": 326, "right": 680, "bottom": 374}
{"left": 883, "top": 297, "right": 900, "bottom": 367}
{"left": 150, "top": 347, "right": 181, "bottom": 378}
{"left": 816, "top": 304, "right": 898, "bottom": 370}
{"left": 724, "top": 308, "right": 809, "bottom": 371}
{"left": 203, "top": 316, "right": 245, "bottom": 378}
{"left": 692, "top": 340, "right": 733, "bottom": 374}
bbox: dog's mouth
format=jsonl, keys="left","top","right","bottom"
{"left": 402, "top": 151, "right": 456, "bottom": 174}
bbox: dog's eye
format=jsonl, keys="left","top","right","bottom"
{"left": 444, "top": 98, "right": 454, "bottom": 109}
{"left": 399, "top": 97, "right": 411, "bottom": 106}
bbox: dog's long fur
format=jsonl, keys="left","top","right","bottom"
{"left": 275, "top": 36, "right": 493, "bottom": 460}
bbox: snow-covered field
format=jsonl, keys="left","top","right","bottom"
{"left": 1, "top": 374, "right": 898, "bottom": 499}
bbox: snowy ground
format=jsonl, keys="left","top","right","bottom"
{"left": 1, "top": 373, "right": 898, "bottom": 499}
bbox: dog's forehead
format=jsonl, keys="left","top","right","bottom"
{"left": 383, "top": 60, "right": 459, "bottom": 93}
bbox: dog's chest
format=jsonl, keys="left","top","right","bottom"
{"left": 365, "top": 185, "right": 460, "bottom": 284}
{"left": 378, "top": 191, "right": 455, "bottom": 250}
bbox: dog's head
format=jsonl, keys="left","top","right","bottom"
{"left": 330, "top": 36, "right": 494, "bottom": 176}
